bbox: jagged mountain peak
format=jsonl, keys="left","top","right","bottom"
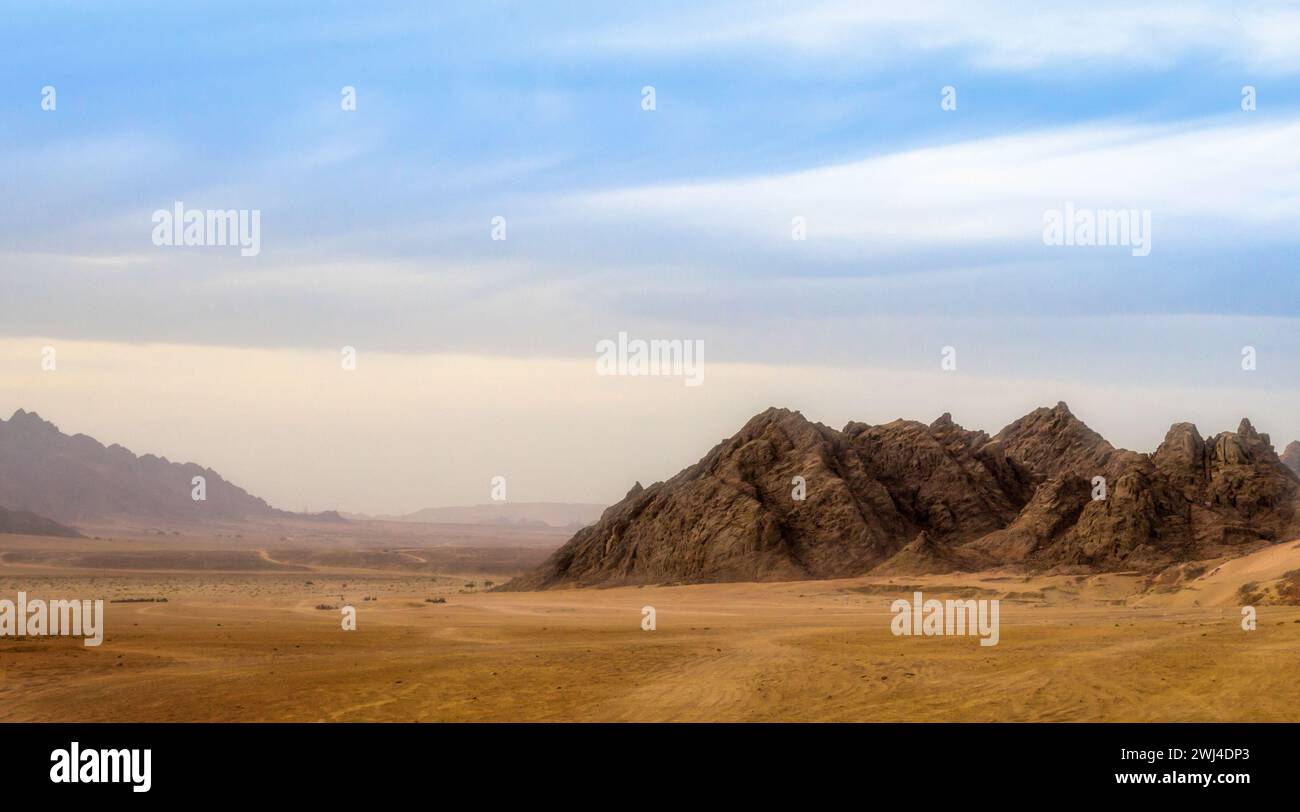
{"left": 930, "top": 412, "right": 955, "bottom": 429}
{"left": 7, "top": 409, "right": 58, "bottom": 431}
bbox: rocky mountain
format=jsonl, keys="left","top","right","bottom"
{"left": 506, "top": 403, "right": 1300, "bottom": 589}
{"left": 0, "top": 506, "right": 82, "bottom": 538}
{"left": 1283, "top": 441, "right": 1300, "bottom": 476}
{"left": 0, "top": 409, "right": 293, "bottom": 524}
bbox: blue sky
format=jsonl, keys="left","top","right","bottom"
{"left": 4, "top": 4, "right": 1300, "bottom": 362}
{"left": 2, "top": 2, "right": 1300, "bottom": 510}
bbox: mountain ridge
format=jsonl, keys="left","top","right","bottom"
{"left": 351, "top": 502, "right": 606, "bottom": 529}
{"left": 505, "top": 403, "right": 1300, "bottom": 590}
{"left": 0, "top": 409, "right": 300, "bottom": 524}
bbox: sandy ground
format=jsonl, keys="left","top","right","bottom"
{"left": 1, "top": 524, "right": 1298, "bottom": 722}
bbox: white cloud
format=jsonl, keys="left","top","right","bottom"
{"left": 569, "top": 115, "right": 1300, "bottom": 253}
{"left": 569, "top": 0, "right": 1300, "bottom": 73}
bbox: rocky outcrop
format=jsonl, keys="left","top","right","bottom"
{"left": 841, "top": 415, "right": 1025, "bottom": 542}
{"left": 506, "top": 409, "right": 893, "bottom": 588}
{"left": 872, "top": 531, "right": 967, "bottom": 575}
{"left": 1155, "top": 419, "right": 1298, "bottom": 548}
{"left": 507, "top": 403, "right": 1300, "bottom": 589}
{"left": 965, "top": 474, "right": 1092, "bottom": 564}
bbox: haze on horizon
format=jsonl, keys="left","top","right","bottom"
{"left": 2, "top": 2, "right": 1298, "bottom": 514}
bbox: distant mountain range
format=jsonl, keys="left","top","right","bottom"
{"left": 506, "top": 403, "right": 1300, "bottom": 589}
{"left": 356, "top": 503, "right": 606, "bottom": 529}
{"left": 0, "top": 409, "right": 333, "bottom": 527}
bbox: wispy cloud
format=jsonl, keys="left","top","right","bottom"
{"left": 566, "top": 115, "right": 1300, "bottom": 253}
{"left": 566, "top": 1, "right": 1300, "bottom": 73}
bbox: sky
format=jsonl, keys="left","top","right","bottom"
{"left": 1, "top": 2, "right": 1299, "bottom": 513}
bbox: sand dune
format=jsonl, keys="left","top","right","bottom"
{"left": 1140, "top": 540, "right": 1300, "bottom": 608}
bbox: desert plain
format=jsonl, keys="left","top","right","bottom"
{"left": 1, "top": 519, "right": 1298, "bottom": 723}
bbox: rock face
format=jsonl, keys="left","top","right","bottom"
{"left": 507, "top": 409, "right": 881, "bottom": 588}
{"left": 0, "top": 409, "right": 292, "bottom": 523}
{"left": 506, "top": 403, "right": 1300, "bottom": 590}
{"left": 0, "top": 506, "right": 82, "bottom": 538}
